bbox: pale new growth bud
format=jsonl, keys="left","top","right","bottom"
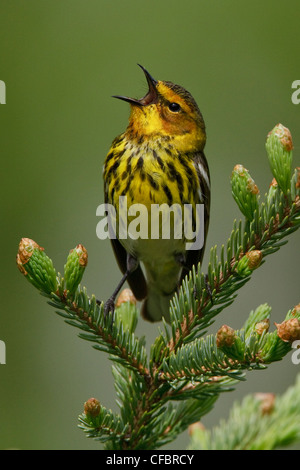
{"left": 231, "top": 164, "right": 259, "bottom": 220}
{"left": 116, "top": 288, "right": 137, "bottom": 307}
{"left": 17, "top": 238, "right": 44, "bottom": 265}
{"left": 255, "top": 393, "right": 276, "bottom": 415}
{"left": 291, "top": 304, "right": 300, "bottom": 317}
{"left": 245, "top": 250, "right": 262, "bottom": 270}
{"left": 84, "top": 398, "right": 101, "bottom": 417}
{"left": 114, "top": 289, "right": 138, "bottom": 333}
{"left": 74, "top": 244, "right": 88, "bottom": 267}
{"left": 188, "top": 421, "right": 205, "bottom": 436}
{"left": 216, "top": 325, "right": 236, "bottom": 348}
{"left": 255, "top": 319, "right": 270, "bottom": 335}
{"left": 270, "top": 178, "right": 278, "bottom": 188}
{"left": 237, "top": 250, "right": 262, "bottom": 277}
{"left": 275, "top": 318, "right": 300, "bottom": 343}
{"left": 266, "top": 124, "right": 293, "bottom": 195}
{"left": 16, "top": 238, "right": 57, "bottom": 294}
{"left": 270, "top": 123, "right": 293, "bottom": 152}
{"left": 64, "top": 244, "right": 88, "bottom": 295}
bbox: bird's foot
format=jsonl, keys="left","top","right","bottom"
{"left": 104, "top": 297, "right": 115, "bottom": 322}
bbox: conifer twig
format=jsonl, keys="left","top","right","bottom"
{"left": 16, "top": 123, "right": 300, "bottom": 450}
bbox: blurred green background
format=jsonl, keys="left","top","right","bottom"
{"left": 0, "top": 0, "right": 299, "bottom": 450}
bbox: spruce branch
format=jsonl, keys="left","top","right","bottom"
{"left": 16, "top": 123, "right": 300, "bottom": 450}
{"left": 17, "top": 240, "right": 149, "bottom": 377}
{"left": 160, "top": 304, "right": 300, "bottom": 382}
{"left": 79, "top": 398, "right": 129, "bottom": 447}
{"left": 152, "top": 124, "right": 300, "bottom": 358}
{"left": 188, "top": 374, "right": 300, "bottom": 450}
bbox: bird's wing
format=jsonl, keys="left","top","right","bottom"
{"left": 104, "top": 185, "right": 147, "bottom": 301}
{"left": 179, "top": 151, "right": 210, "bottom": 283}
{"left": 109, "top": 237, "right": 148, "bottom": 301}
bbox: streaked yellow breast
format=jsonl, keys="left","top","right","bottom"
{"left": 103, "top": 134, "right": 200, "bottom": 211}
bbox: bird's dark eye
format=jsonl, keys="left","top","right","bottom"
{"left": 168, "top": 102, "right": 181, "bottom": 112}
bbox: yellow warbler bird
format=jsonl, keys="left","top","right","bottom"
{"left": 103, "top": 65, "right": 210, "bottom": 322}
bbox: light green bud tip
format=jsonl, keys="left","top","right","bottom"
{"left": 16, "top": 238, "right": 57, "bottom": 294}
{"left": 64, "top": 244, "right": 88, "bottom": 295}
{"left": 114, "top": 288, "right": 138, "bottom": 333}
{"left": 231, "top": 164, "right": 259, "bottom": 220}
{"left": 188, "top": 422, "right": 206, "bottom": 439}
{"left": 255, "top": 319, "right": 270, "bottom": 335}
{"left": 266, "top": 123, "right": 293, "bottom": 195}
{"left": 216, "top": 325, "right": 245, "bottom": 361}
{"left": 236, "top": 250, "right": 262, "bottom": 277}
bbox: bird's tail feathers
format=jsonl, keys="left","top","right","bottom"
{"left": 141, "top": 283, "right": 176, "bottom": 323}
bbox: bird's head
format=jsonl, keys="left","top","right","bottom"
{"left": 113, "top": 65, "right": 206, "bottom": 153}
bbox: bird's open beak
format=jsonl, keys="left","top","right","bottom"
{"left": 113, "top": 64, "right": 158, "bottom": 106}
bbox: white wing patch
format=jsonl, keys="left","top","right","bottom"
{"left": 198, "top": 162, "right": 210, "bottom": 190}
